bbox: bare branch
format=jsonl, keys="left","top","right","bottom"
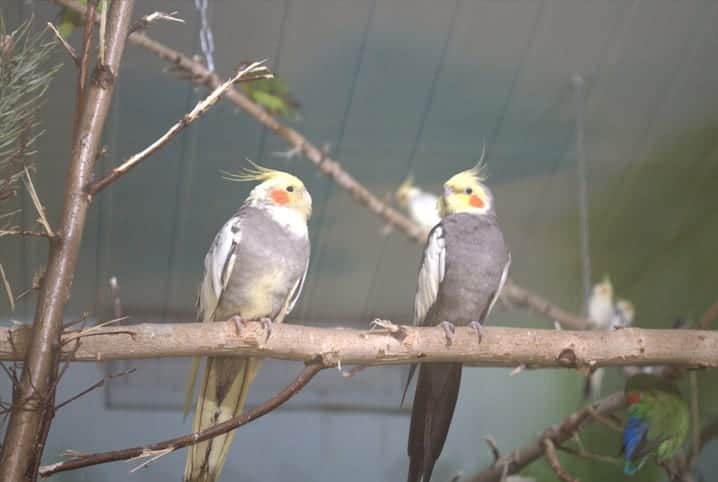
{"left": 468, "top": 393, "right": 625, "bottom": 482}
{"left": 0, "top": 322, "right": 716, "bottom": 368}
{"left": 38, "top": 362, "right": 325, "bottom": 477}
{"left": 543, "top": 438, "right": 578, "bottom": 482}
{"left": 46, "top": 22, "right": 78, "bottom": 64}
{"left": 556, "top": 445, "right": 621, "bottom": 466}
{"left": 86, "top": 61, "right": 272, "bottom": 195}
{"left": 0, "top": 228, "right": 50, "bottom": 238}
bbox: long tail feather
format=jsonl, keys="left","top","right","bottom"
{"left": 407, "top": 363, "right": 462, "bottom": 482}
{"left": 184, "top": 356, "right": 202, "bottom": 419}
{"left": 184, "top": 356, "right": 261, "bottom": 482}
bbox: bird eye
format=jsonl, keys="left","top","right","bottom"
{"left": 465, "top": 187, "right": 473, "bottom": 195}
{"left": 286, "top": 186, "right": 295, "bottom": 192}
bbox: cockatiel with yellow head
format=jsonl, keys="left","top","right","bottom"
{"left": 183, "top": 163, "right": 311, "bottom": 482}
{"left": 405, "top": 164, "right": 510, "bottom": 482}
{"left": 587, "top": 275, "right": 614, "bottom": 330}
{"left": 395, "top": 174, "right": 441, "bottom": 231}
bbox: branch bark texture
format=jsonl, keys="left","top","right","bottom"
{"left": 1, "top": 323, "right": 716, "bottom": 368}
{"left": 469, "top": 393, "right": 626, "bottom": 482}
{"left": 0, "top": 1, "right": 135, "bottom": 480}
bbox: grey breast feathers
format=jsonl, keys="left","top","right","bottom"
{"left": 215, "top": 205, "right": 310, "bottom": 322}
{"left": 432, "top": 212, "right": 509, "bottom": 326}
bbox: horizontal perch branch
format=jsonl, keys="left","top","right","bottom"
{"left": 1, "top": 322, "right": 716, "bottom": 368}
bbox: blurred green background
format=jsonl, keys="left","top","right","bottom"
{"left": 1, "top": 0, "right": 717, "bottom": 481}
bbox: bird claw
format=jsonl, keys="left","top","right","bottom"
{"left": 230, "top": 315, "right": 247, "bottom": 336}
{"left": 260, "top": 317, "right": 273, "bottom": 342}
{"left": 469, "top": 320, "right": 484, "bottom": 344}
{"left": 370, "top": 318, "right": 398, "bottom": 332}
{"left": 440, "top": 321, "right": 456, "bottom": 346}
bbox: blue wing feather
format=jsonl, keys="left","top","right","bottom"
{"left": 623, "top": 416, "right": 649, "bottom": 475}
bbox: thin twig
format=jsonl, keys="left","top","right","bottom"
{"left": 557, "top": 445, "right": 621, "bottom": 466}
{"left": 22, "top": 167, "right": 54, "bottom": 238}
{"left": 86, "top": 60, "right": 272, "bottom": 195}
{"left": 543, "top": 438, "right": 579, "bottom": 482}
{"left": 129, "top": 10, "right": 184, "bottom": 34}
{"left": 485, "top": 436, "right": 501, "bottom": 464}
{"left": 688, "top": 371, "right": 700, "bottom": 468}
{"left": 0, "top": 228, "right": 50, "bottom": 238}
{"left": 46, "top": 22, "right": 78, "bottom": 64}
{"left": 55, "top": 368, "right": 135, "bottom": 410}
{"left": 469, "top": 393, "right": 625, "bottom": 482}
{"left": 501, "top": 280, "right": 590, "bottom": 330}
{"left": 73, "top": 0, "right": 97, "bottom": 138}
{"left": 38, "top": 362, "right": 325, "bottom": 477}
{"left": 0, "top": 263, "right": 15, "bottom": 312}
{"left": 586, "top": 406, "right": 623, "bottom": 433}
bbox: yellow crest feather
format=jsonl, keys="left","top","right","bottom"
{"left": 221, "top": 159, "right": 286, "bottom": 183}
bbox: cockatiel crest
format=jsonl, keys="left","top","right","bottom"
{"left": 222, "top": 160, "right": 312, "bottom": 222}
{"left": 438, "top": 163, "right": 492, "bottom": 217}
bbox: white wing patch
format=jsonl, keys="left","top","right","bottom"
{"left": 413, "top": 226, "right": 446, "bottom": 326}
{"left": 198, "top": 216, "right": 242, "bottom": 322}
{"left": 285, "top": 257, "right": 310, "bottom": 316}
{"left": 485, "top": 252, "right": 511, "bottom": 319}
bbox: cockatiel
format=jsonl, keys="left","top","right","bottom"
{"left": 587, "top": 275, "right": 614, "bottom": 329}
{"left": 395, "top": 174, "right": 441, "bottom": 231}
{"left": 183, "top": 164, "right": 311, "bottom": 482}
{"left": 583, "top": 277, "right": 617, "bottom": 400}
{"left": 404, "top": 165, "right": 510, "bottom": 482}
{"left": 622, "top": 374, "right": 689, "bottom": 475}
{"left": 610, "top": 299, "right": 635, "bottom": 330}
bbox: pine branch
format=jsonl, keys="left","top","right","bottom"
{"left": 0, "top": 18, "right": 59, "bottom": 220}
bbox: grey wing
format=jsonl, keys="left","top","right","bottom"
{"left": 413, "top": 225, "right": 446, "bottom": 327}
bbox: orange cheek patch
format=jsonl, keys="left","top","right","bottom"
{"left": 469, "top": 194, "right": 485, "bottom": 208}
{"left": 270, "top": 189, "right": 290, "bottom": 205}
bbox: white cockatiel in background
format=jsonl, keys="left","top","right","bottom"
{"left": 395, "top": 174, "right": 441, "bottom": 231}
{"left": 587, "top": 275, "right": 614, "bottom": 330}
{"left": 610, "top": 298, "right": 635, "bottom": 330}
{"left": 584, "top": 277, "right": 637, "bottom": 400}
{"left": 183, "top": 163, "right": 312, "bottom": 482}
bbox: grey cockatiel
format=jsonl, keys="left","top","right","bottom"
{"left": 183, "top": 164, "right": 312, "bottom": 482}
{"left": 404, "top": 166, "right": 510, "bottom": 482}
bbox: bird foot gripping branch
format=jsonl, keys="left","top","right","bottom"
{"left": 369, "top": 318, "right": 408, "bottom": 340}
{"left": 229, "top": 316, "right": 273, "bottom": 343}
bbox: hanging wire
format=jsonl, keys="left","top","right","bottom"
{"left": 297, "top": 0, "right": 377, "bottom": 322}
{"left": 194, "top": 0, "right": 216, "bottom": 72}
{"left": 572, "top": 74, "right": 592, "bottom": 307}
{"left": 358, "top": 0, "right": 462, "bottom": 324}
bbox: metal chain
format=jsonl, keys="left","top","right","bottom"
{"left": 194, "top": 0, "right": 216, "bottom": 72}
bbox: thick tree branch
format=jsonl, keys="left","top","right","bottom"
{"left": 0, "top": 323, "right": 715, "bottom": 368}
{"left": 38, "top": 362, "right": 325, "bottom": 477}
{"left": 543, "top": 438, "right": 579, "bottom": 482}
{"left": 469, "top": 393, "right": 626, "bottom": 482}
{"left": 51, "top": 0, "right": 595, "bottom": 335}
{"left": 0, "top": 1, "right": 136, "bottom": 480}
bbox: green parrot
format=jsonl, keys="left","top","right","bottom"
{"left": 621, "top": 374, "right": 689, "bottom": 475}
{"left": 56, "top": 0, "right": 109, "bottom": 39}
{"left": 404, "top": 166, "right": 511, "bottom": 482}
{"left": 238, "top": 77, "right": 300, "bottom": 120}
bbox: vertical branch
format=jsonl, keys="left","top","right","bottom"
{"left": 0, "top": 1, "right": 136, "bottom": 481}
